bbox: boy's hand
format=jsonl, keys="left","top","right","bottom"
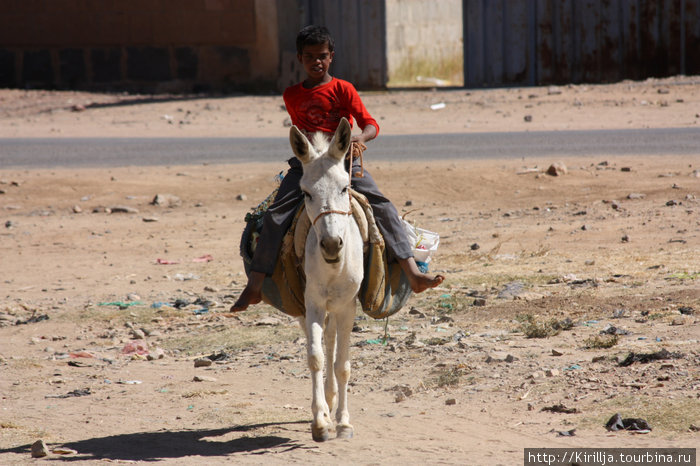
{"left": 349, "top": 141, "right": 367, "bottom": 159}
{"left": 347, "top": 141, "right": 367, "bottom": 178}
{"left": 352, "top": 124, "right": 377, "bottom": 145}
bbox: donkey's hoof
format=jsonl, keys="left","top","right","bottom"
{"left": 336, "top": 424, "right": 354, "bottom": 439}
{"left": 312, "top": 426, "right": 330, "bottom": 442}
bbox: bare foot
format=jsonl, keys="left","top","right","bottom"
{"left": 408, "top": 272, "right": 445, "bottom": 293}
{"left": 230, "top": 287, "right": 262, "bottom": 312}
{"left": 230, "top": 272, "right": 265, "bottom": 312}
{"left": 398, "top": 257, "right": 445, "bottom": 293}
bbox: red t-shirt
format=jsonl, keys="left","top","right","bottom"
{"left": 283, "top": 77, "right": 379, "bottom": 135}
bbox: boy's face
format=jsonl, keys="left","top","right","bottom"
{"left": 298, "top": 42, "right": 334, "bottom": 81}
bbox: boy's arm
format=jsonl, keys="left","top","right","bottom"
{"left": 352, "top": 123, "right": 377, "bottom": 144}
{"left": 342, "top": 81, "right": 379, "bottom": 144}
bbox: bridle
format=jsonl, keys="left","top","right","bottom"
{"left": 310, "top": 143, "right": 359, "bottom": 226}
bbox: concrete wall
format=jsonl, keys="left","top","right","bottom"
{"left": 385, "top": 0, "right": 463, "bottom": 87}
{"left": 0, "top": 0, "right": 280, "bottom": 92}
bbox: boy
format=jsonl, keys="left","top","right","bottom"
{"left": 231, "top": 25, "right": 443, "bottom": 312}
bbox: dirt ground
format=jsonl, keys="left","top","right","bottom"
{"left": 1, "top": 76, "right": 698, "bottom": 465}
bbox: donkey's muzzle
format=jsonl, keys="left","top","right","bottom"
{"left": 320, "top": 236, "right": 343, "bottom": 263}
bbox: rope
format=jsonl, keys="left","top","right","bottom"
{"left": 348, "top": 141, "right": 366, "bottom": 178}
{"left": 312, "top": 208, "right": 351, "bottom": 225}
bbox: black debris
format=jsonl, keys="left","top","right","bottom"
{"left": 206, "top": 351, "right": 233, "bottom": 362}
{"left": 600, "top": 324, "right": 630, "bottom": 335}
{"left": 619, "top": 348, "right": 684, "bottom": 367}
{"left": 45, "top": 388, "right": 92, "bottom": 399}
{"left": 172, "top": 299, "right": 190, "bottom": 309}
{"left": 605, "top": 413, "right": 652, "bottom": 432}
{"left": 541, "top": 403, "right": 579, "bottom": 414}
{"left": 16, "top": 313, "right": 50, "bottom": 325}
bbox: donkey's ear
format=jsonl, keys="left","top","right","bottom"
{"left": 328, "top": 117, "right": 352, "bottom": 161}
{"left": 289, "top": 125, "right": 311, "bottom": 163}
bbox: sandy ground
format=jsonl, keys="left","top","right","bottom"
{"left": 0, "top": 77, "right": 698, "bottom": 465}
{"left": 2, "top": 76, "right": 700, "bottom": 138}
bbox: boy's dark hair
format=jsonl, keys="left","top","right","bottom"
{"left": 296, "top": 25, "right": 334, "bottom": 54}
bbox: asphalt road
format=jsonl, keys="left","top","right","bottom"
{"left": 1, "top": 128, "right": 698, "bottom": 169}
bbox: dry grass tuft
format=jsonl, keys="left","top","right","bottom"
{"left": 584, "top": 334, "right": 619, "bottom": 349}
{"left": 581, "top": 396, "right": 700, "bottom": 434}
{"left": 517, "top": 314, "right": 563, "bottom": 338}
{"left": 163, "top": 321, "right": 300, "bottom": 356}
{"left": 387, "top": 53, "right": 463, "bottom": 87}
{"left": 429, "top": 365, "right": 469, "bottom": 388}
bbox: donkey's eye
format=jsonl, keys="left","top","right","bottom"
{"left": 341, "top": 186, "right": 349, "bottom": 194}
{"left": 303, "top": 191, "right": 312, "bottom": 201}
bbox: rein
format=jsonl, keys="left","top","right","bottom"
{"left": 311, "top": 142, "right": 364, "bottom": 226}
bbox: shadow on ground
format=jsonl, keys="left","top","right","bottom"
{"left": 0, "top": 421, "right": 312, "bottom": 461}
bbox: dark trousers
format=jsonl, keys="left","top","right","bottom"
{"left": 250, "top": 157, "right": 413, "bottom": 275}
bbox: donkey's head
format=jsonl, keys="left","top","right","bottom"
{"left": 290, "top": 118, "right": 352, "bottom": 263}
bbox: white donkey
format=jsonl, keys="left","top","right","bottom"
{"left": 289, "top": 118, "right": 363, "bottom": 442}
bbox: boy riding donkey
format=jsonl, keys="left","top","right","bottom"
{"left": 231, "top": 25, "right": 443, "bottom": 313}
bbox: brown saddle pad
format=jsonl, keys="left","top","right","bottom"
{"left": 241, "top": 189, "right": 412, "bottom": 319}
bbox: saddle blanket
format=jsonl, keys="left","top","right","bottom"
{"left": 240, "top": 189, "right": 412, "bottom": 319}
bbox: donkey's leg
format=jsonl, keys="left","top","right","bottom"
{"left": 297, "top": 316, "right": 307, "bottom": 337}
{"left": 334, "top": 305, "right": 355, "bottom": 439}
{"left": 324, "top": 313, "right": 338, "bottom": 418}
{"left": 306, "top": 305, "right": 332, "bottom": 442}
